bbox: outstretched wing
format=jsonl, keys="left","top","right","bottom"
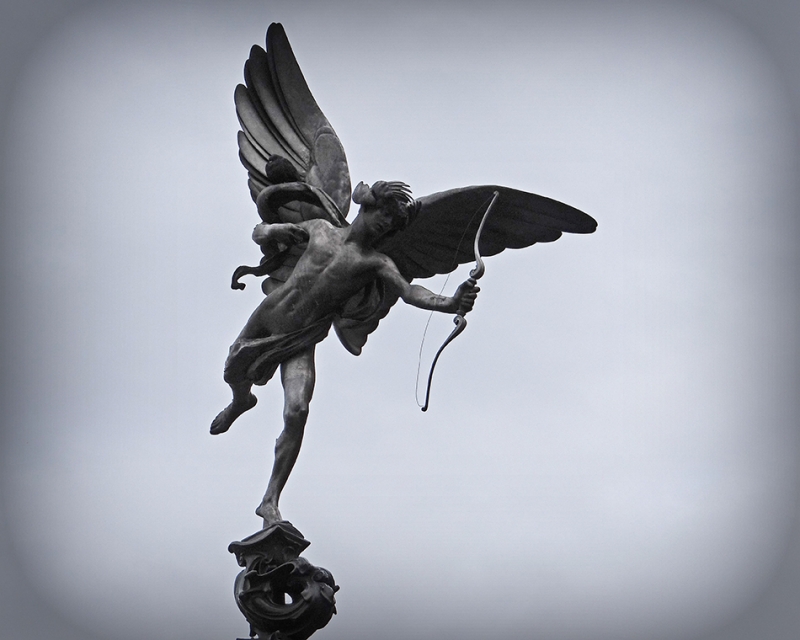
{"left": 335, "top": 185, "right": 597, "bottom": 355}
{"left": 235, "top": 22, "right": 351, "bottom": 216}
{"left": 377, "top": 185, "right": 597, "bottom": 280}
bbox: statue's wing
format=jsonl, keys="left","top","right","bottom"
{"left": 232, "top": 22, "right": 352, "bottom": 292}
{"left": 235, "top": 22, "right": 351, "bottom": 216}
{"left": 333, "top": 185, "right": 596, "bottom": 355}
{"left": 377, "top": 185, "right": 597, "bottom": 280}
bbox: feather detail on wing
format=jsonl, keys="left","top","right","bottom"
{"left": 333, "top": 185, "right": 596, "bottom": 354}
{"left": 377, "top": 185, "right": 597, "bottom": 280}
{"left": 232, "top": 23, "right": 352, "bottom": 297}
{"left": 235, "top": 22, "right": 351, "bottom": 216}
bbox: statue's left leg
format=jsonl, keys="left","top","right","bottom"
{"left": 256, "top": 346, "right": 316, "bottom": 526}
{"left": 210, "top": 381, "right": 258, "bottom": 435}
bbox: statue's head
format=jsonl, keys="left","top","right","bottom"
{"left": 352, "top": 181, "right": 415, "bottom": 236}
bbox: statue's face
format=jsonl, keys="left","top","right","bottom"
{"left": 360, "top": 205, "right": 396, "bottom": 240}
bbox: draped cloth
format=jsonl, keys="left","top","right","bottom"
{"left": 223, "top": 316, "right": 333, "bottom": 386}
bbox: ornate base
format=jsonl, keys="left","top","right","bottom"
{"left": 228, "top": 522, "right": 338, "bottom": 640}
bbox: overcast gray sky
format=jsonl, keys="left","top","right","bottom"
{"left": 1, "top": 2, "right": 799, "bottom": 640}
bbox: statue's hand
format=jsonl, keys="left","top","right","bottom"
{"left": 253, "top": 222, "right": 309, "bottom": 246}
{"left": 453, "top": 279, "right": 480, "bottom": 315}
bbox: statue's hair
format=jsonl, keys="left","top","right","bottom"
{"left": 352, "top": 180, "right": 415, "bottom": 230}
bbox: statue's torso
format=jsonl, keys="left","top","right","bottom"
{"left": 261, "top": 221, "right": 385, "bottom": 334}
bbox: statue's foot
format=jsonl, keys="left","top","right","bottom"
{"left": 256, "top": 502, "right": 283, "bottom": 527}
{"left": 210, "top": 394, "right": 257, "bottom": 435}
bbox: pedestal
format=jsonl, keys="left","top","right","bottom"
{"left": 228, "top": 521, "right": 338, "bottom": 640}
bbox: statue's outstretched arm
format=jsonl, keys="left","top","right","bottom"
{"left": 376, "top": 255, "right": 478, "bottom": 314}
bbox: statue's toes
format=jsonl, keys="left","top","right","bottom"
{"left": 210, "top": 409, "right": 232, "bottom": 435}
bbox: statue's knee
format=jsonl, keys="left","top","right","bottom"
{"left": 283, "top": 400, "right": 309, "bottom": 427}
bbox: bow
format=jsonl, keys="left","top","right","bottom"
{"left": 421, "top": 190, "right": 500, "bottom": 412}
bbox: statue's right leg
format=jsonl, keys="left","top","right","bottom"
{"left": 256, "top": 347, "right": 316, "bottom": 526}
{"left": 210, "top": 382, "right": 257, "bottom": 435}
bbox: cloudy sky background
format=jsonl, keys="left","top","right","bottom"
{"left": 1, "top": 1, "right": 799, "bottom": 639}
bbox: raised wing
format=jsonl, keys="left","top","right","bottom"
{"left": 235, "top": 22, "right": 351, "bottom": 216}
{"left": 377, "top": 185, "right": 597, "bottom": 280}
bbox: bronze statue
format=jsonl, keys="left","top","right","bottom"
{"left": 212, "top": 23, "right": 597, "bottom": 529}
{"left": 215, "top": 23, "right": 596, "bottom": 639}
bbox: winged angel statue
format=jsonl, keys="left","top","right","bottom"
{"left": 212, "top": 24, "right": 597, "bottom": 526}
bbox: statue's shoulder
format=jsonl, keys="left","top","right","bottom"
{"left": 304, "top": 218, "right": 343, "bottom": 240}
{"left": 369, "top": 248, "right": 400, "bottom": 271}
{"left": 309, "top": 218, "right": 337, "bottom": 230}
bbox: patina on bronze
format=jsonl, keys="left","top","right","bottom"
{"left": 214, "top": 23, "right": 596, "bottom": 639}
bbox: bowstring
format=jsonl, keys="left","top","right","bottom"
{"left": 414, "top": 193, "right": 496, "bottom": 407}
